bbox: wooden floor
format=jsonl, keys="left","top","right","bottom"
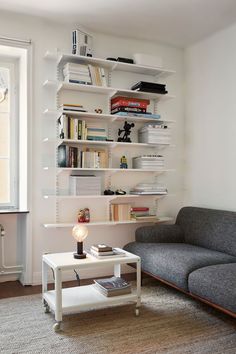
{"left": 0, "top": 273, "right": 137, "bottom": 299}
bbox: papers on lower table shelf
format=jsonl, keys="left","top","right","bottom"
{"left": 93, "top": 276, "right": 131, "bottom": 297}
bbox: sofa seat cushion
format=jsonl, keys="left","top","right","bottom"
{"left": 124, "top": 242, "right": 236, "bottom": 290}
{"left": 188, "top": 263, "right": 236, "bottom": 314}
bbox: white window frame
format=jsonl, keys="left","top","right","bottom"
{"left": 0, "top": 41, "right": 32, "bottom": 212}
{"left": 0, "top": 59, "right": 19, "bottom": 209}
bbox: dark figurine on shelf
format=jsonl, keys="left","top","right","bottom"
{"left": 120, "top": 155, "right": 128, "bottom": 169}
{"left": 104, "top": 189, "right": 115, "bottom": 195}
{"left": 117, "top": 121, "right": 135, "bottom": 143}
{"left": 95, "top": 108, "right": 103, "bottom": 114}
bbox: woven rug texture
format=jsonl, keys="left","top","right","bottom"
{"left": 0, "top": 280, "right": 236, "bottom": 354}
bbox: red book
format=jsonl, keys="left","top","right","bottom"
{"left": 132, "top": 207, "right": 149, "bottom": 212}
{"left": 111, "top": 96, "right": 150, "bottom": 106}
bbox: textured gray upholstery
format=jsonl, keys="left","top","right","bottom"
{"left": 135, "top": 224, "right": 185, "bottom": 243}
{"left": 124, "top": 242, "right": 236, "bottom": 290}
{"left": 176, "top": 207, "right": 236, "bottom": 256}
{"left": 188, "top": 263, "right": 236, "bottom": 313}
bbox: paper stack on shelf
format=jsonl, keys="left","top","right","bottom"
{"left": 63, "top": 63, "right": 92, "bottom": 85}
{"left": 132, "top": 155, "right": 164, "bottom": 170}
{"left": 60, "top": 103, "right": 87, "bottom": 112}
{"left": 93, "top": 276, "right": 131, "bottom": 297}
{"left": 130, "top": 183, "right": 168, "bottom": 195}
{"left": 138, "top": 124, "right": 171, "bottom": 144}
{"left": 69, "top": 175, "right": 101, "bottom": 195}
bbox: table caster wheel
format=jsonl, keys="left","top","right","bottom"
{"left": 135, "top": 308, "right": 140, "bottom": 317}
{"left": 44, "top": 305, "right": 50, "bottom": 313}
{"left": 53, "top": 322, "right": 61, "bottom": 332}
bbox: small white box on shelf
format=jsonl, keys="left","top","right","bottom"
{"left": 69, "top": 176, "right": 101, "bottom": 195}
{"left": 133, "top": 53, "right": 163, "bottom": 68}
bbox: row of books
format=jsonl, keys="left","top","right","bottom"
{"left": 58, "top": 145, "right": 108, "bottom": 168}
{"left": 110, "top": 203, "right": 156, "bottom": 221}
{"left": 58, "top": 114, "right": 108, "bottom": 141}
{"left": 63, "top": 62, "right": 107, "bottom": 86}
{"left": 132, "top": 155, "right": 164, "bottom": 169}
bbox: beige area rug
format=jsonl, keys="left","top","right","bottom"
{"left": 0, "top": 280, "right": 236, "bottom": 354}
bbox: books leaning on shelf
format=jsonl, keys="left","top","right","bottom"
{"left": 69, "top": 175, "right": 102, "bottom": 195}
{"left": 93, "top": 276, "right": 131, "bottom": 297}
{"left": 58, "top": 114, "right": 107, "bottom": 141}
{"left": 58, "top": 145, "right": 108, "bottom": 168}
{"left": 130, "top": 183, "right": 168, "bottom": 195}
{"left": 110, "top": 203, "right": 131, "bottom": 221}
{"left": 63, "top": 62, "right": 107, "bottom": 87}
{"left": 132, "top": 155, "right": 164, "bottom": 170}
{"left": 89, "top": 246, "right": 127, "bottom": 259}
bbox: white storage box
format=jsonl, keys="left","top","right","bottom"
{"left": 133, "top": 53, "right": 163, "bottom": 68}
{"left": 138, "top": 126, "right": 171, "bottom": 144}
{"left": 69, "top": 176, "right": 101, "bottom": 195}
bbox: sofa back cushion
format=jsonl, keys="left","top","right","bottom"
{"left": 176, "top": 207, "right": 236, "bottom": 256}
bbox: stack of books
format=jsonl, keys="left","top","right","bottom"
{"left": 63, "top": 63, "right": 92, "bottom": 85}
{"left": 110, "top": 203, "right": 131, "bottom": 221}
{"left": 132, "top": 155, "right": 164, "bottom": 170}
{"left": 86, "top": 122, "right": 107, "bottom": 141}
{"left": 57, "top": 146, "right": 108, "bottom": 168}
{"left": 131, "top": 81, "right": 168, "bottom": 94}
{"left": 131, "top": 207, "right": 150, "bottom": 217}
{"left": 138, "top": 124, "right": 171, "bottom": 144}
{"left": 63, "top": 63, "right": 107, "bottom": 87}
{"left": 111, "top": 96, "right": 150, "bottom": 115}
{"left": 60, "top": 103, "right": 87, "bottom": 113}
{"left": 89, "top": 244, "right": 126, "bottom": 259}
{"left": 130, "top": 207, "right": 157, "bottom": 221}
{"left": 69, "top": 175, "right": 101, "bottom": 195}
{"left": 130, "top": 183, "right": 168, "bottom": 195}
{"left": 93, "top": 276, "right": 131, "bottom": 297}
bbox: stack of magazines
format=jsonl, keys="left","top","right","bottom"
{"left": 130, "top": 183, "right": 168, "bottom": 195}
{"left": 93, "top": 276, "right": 131, "bottom": 297}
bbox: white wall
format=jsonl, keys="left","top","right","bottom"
{"left": 0, "top": 11, "right": 185, "bottom": 284}
{"left": 184, "top": 23, "right": 236, "bottom": 210}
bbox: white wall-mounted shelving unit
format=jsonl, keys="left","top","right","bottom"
{"left": 42, "top": 50, "right": 176, "bottom": 229}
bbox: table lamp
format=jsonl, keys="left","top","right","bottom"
{"left": 72, "top": 224, "right": 88, "bottom": 259}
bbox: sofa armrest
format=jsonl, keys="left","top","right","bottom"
{"left": 135, "top": 224, "right": 185, "bottom": 243}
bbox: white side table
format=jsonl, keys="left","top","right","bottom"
{"left": 42, "top": 249, "right": 141, "bottom": 331}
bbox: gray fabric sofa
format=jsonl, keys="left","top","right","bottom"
{"left": 124, "top": 207, "right": 236, "bottom": 317}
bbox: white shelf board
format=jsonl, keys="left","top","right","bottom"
{"left": 44, "top": 285, "right": 137, "bottom": 313}
{"left": 43, "top": 216, "right": 173, "bottom": 228}
{"left": 43, "top": 194, "right": 166, "bottom": 200}
{"left": 56, "top": 168, "right": 173, "bottom": 174}
{"left": 43, "top": 138, "right": 171, "bottom": 148}
{"left": 57, "top": 53, "right": 175, "bottom": 78}
{"left": 43, "top": 80, "right": 175, "bottom": 101}
{"left": 43, "top": 109, "right": 176, "bottom": 124}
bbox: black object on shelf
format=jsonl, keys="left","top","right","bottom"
{"left": 131, "top": 81, "right": 168, "bottom": 94}
{"left": 106, "top": 57, "right": 117, "bottom": 61}
{"left": 117, "top": 57, "right": 134, "bottom": 64}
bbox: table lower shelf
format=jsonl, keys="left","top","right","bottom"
{"left": 43, "top": 285, "right": 138, "bottom": 314}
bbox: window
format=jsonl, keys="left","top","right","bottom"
{"left": 0, "top": 60, "right": 18, "bottom": 208}
{"left": 0, "top": 43, "right": 30, "bottom": 211}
